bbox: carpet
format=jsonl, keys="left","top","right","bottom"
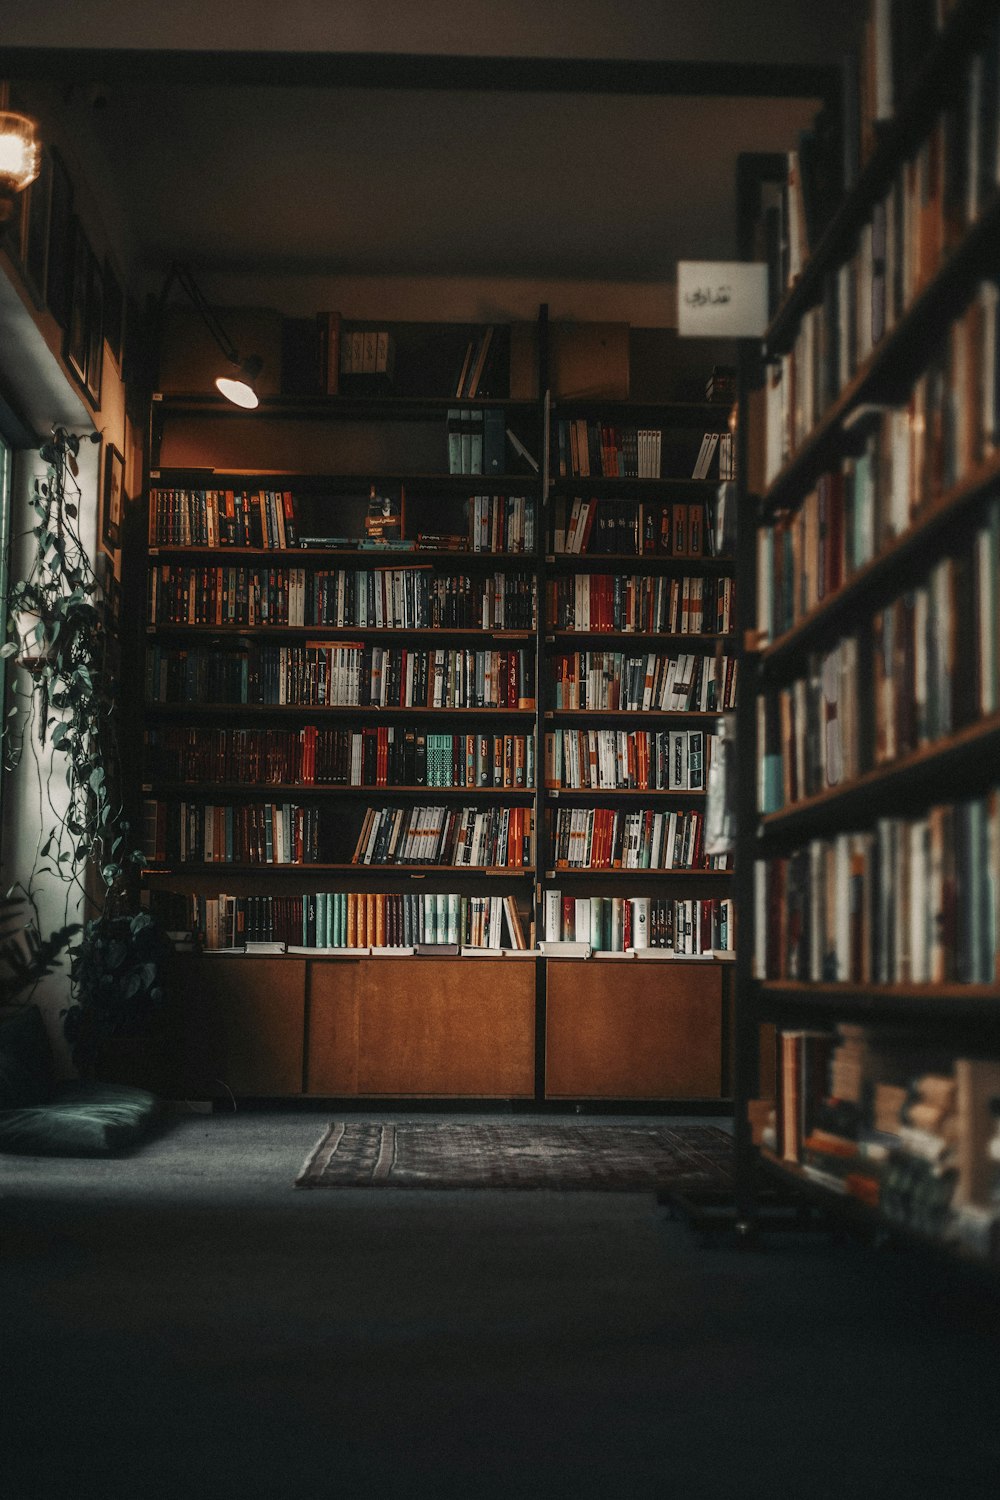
{"left": 295, "top": 1120, "right": 732, "bottom": 1190}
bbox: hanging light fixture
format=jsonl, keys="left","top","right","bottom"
{"left": 161, "top": 263, "right": 264, "bottom": 410}
{"left": 0, "top": 89, "right": 41, "bottom": 223}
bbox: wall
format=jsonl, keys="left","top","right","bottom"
{"left": 0, "top": 96, "right": 141, "bottom": 1069}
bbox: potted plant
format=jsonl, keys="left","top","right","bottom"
{"left": 2, "top": 426, "right": 150, "bottom": 1075}
{"left": 63, "top": 909, "right": 174, "bottom": 1083}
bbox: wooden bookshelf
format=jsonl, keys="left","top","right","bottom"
{"left": 138, "top": 317, "right": 735, "bottom": 1100}
{"left": 737, "top": 1, "right": 1000, "bottom": 1268}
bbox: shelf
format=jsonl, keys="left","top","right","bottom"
{"left": 143, "top": 863, "right": 535, "bottom": 877}
{"left": 146, "top": 625, "right": 536, "bottom": 641}
{"left": 757, "top": 1148, "right": 999, "bottom": 1274}
{"left": 755, "top": 980, "right": 1000, "bottom": 1025}
{"left": 142, "top": 782, "right": 537, "bottom": 799}
{"left": 545, "top": 787, "right": 707, "bottom": 799}
{"left": 548, "top": 476, "right": 719, "bottom": 497}
{"left": 758, "top": 713, "right": 1000, "bottom": 842}
{"left": 145, "top": 703, "right": 537, "bottom": 719}
{"left": 149, "top": 544, "right": 540, "bottom": 564}
{"left": 544, "top": 552, "right": 734, "bottom": 572}
{"left": 545, "top": 867, "right": 730, "bottom": 879}
{"left": 152, "top": 393, "right": 538, "bottom": 420}
{"left": 549, "top": 399, "right": 732, "bottom": 425}
{"left": 546, "top": 631, "right": 734, "bottom": 644}
{"left": 763, "top": 0, "right": 997, "bottom": 356}
{"left": 545, "top": 709, "right": 723, "bottom": 721}
{"left": 760, "top": 453, "right": 1000, "bottom": 667}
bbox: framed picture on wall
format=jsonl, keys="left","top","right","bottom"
{"left": 21, "top": 145, "right": 53, "bottom": 309}
{"left": 65, "top": 218, "right": 90, "bottom": 392}
{"left": 84, "top": 246, "right": 104, "bottom": 409}
{"left": 102, "top": 443, "right": 124, "bottom": 553}
{"left": 103, "top": 255, "right": 125, "bottom": 371}
{"left": 46, "top": 149, "right": 73, "bottom": 329}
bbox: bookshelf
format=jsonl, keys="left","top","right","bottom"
{"left": 739, "top": 0, "right": 1000, "bottom": 1266}
{"left": 136, "top": 319, "right": 737, "bottom": 1103}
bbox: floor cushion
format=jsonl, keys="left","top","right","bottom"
{"left": 0, "top": 1082, "right": 160, "bottom": 1156}
{"left": 0, "top": 1006, "right": 160, "bottom": 1155}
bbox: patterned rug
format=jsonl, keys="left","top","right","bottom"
{"left": 295, "top": 1120, "right": 732, "bottom": 1191}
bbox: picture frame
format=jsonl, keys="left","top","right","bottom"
{"left": 85, "top": 245, "right": 104, "bottom": 409}
{"left": 64, "top": 218, "right": 90, "bottom": 392}
{"left": 102, "top": 443, "right": 124, "bottom": 553}
{"left": 103, "top": 254, "right": 125, "bottom": 371}
{"left": 21, "top": 145, "right": 53, "bottom": 309}
{"left": 46, "top": 149, "right": 73, "bottom": 329}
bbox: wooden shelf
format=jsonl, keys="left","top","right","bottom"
{"left": 546, "top": 708, "right": 723, "bottom": 720}
{"left": 759, "top": 713, "right": 1000, "bottom": 842}
{"left": 142, "top": 782, "right": 536, "bottom": 799}
{"left": 544, "top": 552, "right": 734, "bottom": 571}
{"left": 760, "top": 454, "right": 1000, "bottom": 668}
{"left": 143, "top": 863, "right": 536, "bottom": 877}
{"left": 149, "top": 544, "right": 540, "bottom": 564}
{"left": 755, "top": 979, "right": 1000, "bottom": 1026}
{"left": 545, "top": 786, "right": 707, "bottom": 799}
{"left": 546, "top": 630, "right": 734, "bottom": 644}
{"left": 146, "top": 624, "right": 536, "bottom": 640}
{"left": 145, "top": 703, "right": 537, "bottom": 718}
{"left": 545, "top": 866, "right": 730, "bottom": 879}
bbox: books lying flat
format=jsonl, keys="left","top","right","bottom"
{"left": 415, "top": 942, "right": 460, "bottom": 956}
{"left": 633, "top": 948, "right": 715, "bottom": 960}
{"left": 591, "top": 949, "right": 636, "bottom": 959}
{"left": 537, "top": 940, "right": 593, "bottom": 958}
{"left": 370, "top": 946, "right": 415, "bottom": 957}
{"left": 285, "top": 945, "right": 371, "bottom": 956}
{"left": 245, "top": 941, "right": 287, "bottom": 954}
{"left": 459, "top": 945, "right": 505, "bottom": 957}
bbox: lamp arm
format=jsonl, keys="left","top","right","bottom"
{"left": 160, "top": 262, "right": 242, "bottom": 367}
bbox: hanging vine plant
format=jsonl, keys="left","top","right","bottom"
{"left": 1, "top": 426, "right": 142, "bottom": 903}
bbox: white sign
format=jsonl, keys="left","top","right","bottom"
{"left": 677, "top": 261, "right": 769, "bottom": 338}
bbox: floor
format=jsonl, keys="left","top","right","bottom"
{"left": 2, "top": 1107, "right": 999, "bottom": 1500}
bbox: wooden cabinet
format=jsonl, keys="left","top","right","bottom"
{"left": 170, "top": 957, "right": 306, "bottom": 1097}
{"left": 545, "top": 959, "right": 722, "bottom": 1099}
{"left": 307, "top": 957, "right": 536, "bottom": 1097}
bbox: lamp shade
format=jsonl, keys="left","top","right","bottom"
{"left": 215, "top": 354, "right": 263, "bottom": 409}
{"left": 0, "top": 110, "right": 41, "bottom": 222}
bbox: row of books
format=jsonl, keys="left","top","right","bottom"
{"left": 552, "top": 420, "right": 664, "bottom": 479}
{"left": 340, "top": 328, "right": 396, "bottom": 381}
{"left": 754, "top": 789, "right": 1000, "bottom": 986}
{"left": 543, "top": 728, "right": 716, "bottom": 793}
{"left": 544, "top": 573, "right": 734, "bottom": 635}
{"left": 466, "top": 494, "right": 536, "bottom": 553}
{"left": 550, "top": 498, "right": 725, "bottom": 558}
{"left": 148, "top": 488, "right": 298, "bottom": 549}
{"left": 197, "top": 889, "right": 527, "bottom": 953}
{"left": 143, "top": 726, "right": 536, "bottom": 790}
{"left": 765, "top": 1023, "right": 1000, "bottom": 1259}
{"left": 141, "top": 799, "right": 325, "bottom": 866}
{"left": 147, "top": 564, "right": 537, "bottom": 631}
{"left": 870, "top": 546, "right": 999, "bottom": 761}
{"left": 446, "top": 407, "right": 505, "bottom": 475}
{"left": 768, "top": 278, "right": 1000, "bottom": 527}
{"left": 757, "top": 638, "right": 860, "bottom": 814}
{"left": 543, "top": 891, "right": 734, "bottom": 955}
{"left": 145, "top": 643, "right": 536, "bottom": 711}
{"left": 758, "top": 450, "right": 998, "bottom": 659}
{"left": 547, "top": 805, "right": 727, "bottom": 872}
{"left": 352, "top": 804, "right": 533, "bottom": 869}
{"left": 550, "top": 649, "right": 737, "bottom": 713}
{"left": 758, "top": 512, "right": 999, "bottom": 812}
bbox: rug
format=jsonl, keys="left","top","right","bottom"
{"left": 295, "top": 1120, "right": 732, "bottom": 1190}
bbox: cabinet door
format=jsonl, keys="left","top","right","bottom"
{"left": 314, "top": 958, "right": 537, "bottom": 1098}
{"left": 172, "top": 957, "right": 306, "bottom": 1097}
{"left": 545, "top": 960, "right": 722, "bottom": 1100}
{"left": 306, "top": 959, "right": 366, "bottom": 1095}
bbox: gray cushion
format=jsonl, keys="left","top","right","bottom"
{"left": 0, "top": 1082, "right": 159, "bottom": 1156}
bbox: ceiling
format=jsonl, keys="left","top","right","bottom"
{"left": 84, "top": 85, "right": 825, "bottom": 282}
{"left": 3, "top": 2, "right": 866, "bottom": 305}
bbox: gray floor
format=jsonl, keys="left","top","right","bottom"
{"left": 2, "top": 1108, "right": 999, "bottom": 1500}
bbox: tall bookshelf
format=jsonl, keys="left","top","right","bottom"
{"left": 740, "top": 0, "right": 1000, "bottom": 1266}
{"left": 134, "top": 317, "right": 737, "bottom": 1103}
